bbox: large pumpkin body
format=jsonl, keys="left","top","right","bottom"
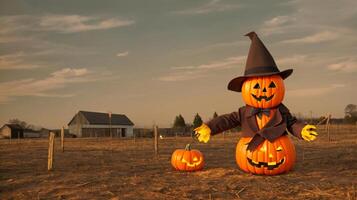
{"left": 236, "top": 135, "right": 296, "bottom": 175}
{"left": 241, "top": 75, "right": 285, "bottom": 108}
{"left": 171, "top": 144, "right": 204, "bottom": 171}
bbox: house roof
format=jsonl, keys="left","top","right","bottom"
{"left": 2, "top": 124, "right": 23, "bottom": 130}
{"left": 68, "top": 111, "right": 134, "bottom": 126}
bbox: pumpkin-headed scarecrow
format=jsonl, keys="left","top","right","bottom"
{"left": 194, "top": 32, "right": 318, "bottom": 175}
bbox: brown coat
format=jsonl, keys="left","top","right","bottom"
{"left": 206, "top": 104, "right": 305, "bottom": 151}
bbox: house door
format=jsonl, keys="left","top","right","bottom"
{"left": 121, "top": 128, "right": 126, "bottom": 137}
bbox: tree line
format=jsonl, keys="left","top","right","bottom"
{"left": 173, "top": 112, "right": 218, "bottom": 129}
{"left": 173, "top": 104, "right": 357, "bottom": 129}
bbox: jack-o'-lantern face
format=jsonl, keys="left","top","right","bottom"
{"left": 246, "top": 144, "right": 285, "bottom": 170}
{"left": 236, "top": 135, "right": 296, "bottom": 175}
{"left": 241, "top": 75, "right": 285, "bottom": 108}
{"left": 171, "top": 144, "right": 204, "bottom": 171}
{"left": 181, "top": 155, "right": 203, "bottom": 167}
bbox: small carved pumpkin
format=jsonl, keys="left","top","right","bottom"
{"left": 241, "top": 75, "right": 285, "bottom": 108}
{"left": 236, "top": 135, "right": 296, "bottom": 175}
{"left": 171, "top": 144, "right": 204, "bottom": 171}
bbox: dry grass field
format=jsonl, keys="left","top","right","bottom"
{"left": 1, "top": 126, "right": 356, "bottom": 200}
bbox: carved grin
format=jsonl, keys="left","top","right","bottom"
{"left": 181, "top": 158, "right": 203, "bottom": 167}
{"left": 251, "top": 94, "right": 274, "bottom": 102}
{"left": 247, "top": 157, "right": 285, "bottom": 170}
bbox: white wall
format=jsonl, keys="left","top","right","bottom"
{"left": 126, "top": 126, "right": 133, "bottom": 137}
{"left": 82, "top": 124, "right": 134, "bottom": 137}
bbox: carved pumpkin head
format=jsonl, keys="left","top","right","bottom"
{"left": 171, "top": 144, "right": 204, "bottom": 171}
{"left": 236, "top": 135, "right": 296, "bottom": 175}
{"left": 241, "top": 75, "right": 285, "bottom": 108}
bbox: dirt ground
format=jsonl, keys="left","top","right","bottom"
{"left": 1, "top": 127, "right": 356, "bottom": 200}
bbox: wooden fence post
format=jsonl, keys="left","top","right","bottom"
{"left": 326, "top": 114, "right": 331, "bottom": 142}
{"left": 48, "top": 132, "right": 55, "bottom": 171}
{"left": 61, "top": 126, "right": 64, "bottom": 152}
{"left": 154, "top": 125, "right": 159, "bottom": 156}
{"left": 133, "top": 131, "right": 136, "bottom": 143}
{"left": 17, "top": 130, "right": 20, "bottom": 143}
{"left": 175, "top": 128, "right": 178, "bottom": 141}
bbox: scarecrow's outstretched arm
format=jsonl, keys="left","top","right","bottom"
{"left": 194, "top": 111, "right": 241, "bottom": 143}
{"left": 285, "top": 109, "right": 318, "bottom": 141}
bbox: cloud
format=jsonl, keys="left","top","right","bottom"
{"left": 327, "top": 59, "right": 357, "bottom": 72}
{"left": 158, "top": 56, "right": 245, "bottom": 81}
{"left": 288, "top": 84, "right": 345, "bottom": 97}
{"left": 157, "top": 70, "right": 207, "bottom": 82}
{"left": 276, "top": 55, "right": 308, "bottom": 66}
{"left": 0, "top": 52, "right": 43, "bottom": 70}
{"left": 259, "top": 0, "right": 357, "bottom": 38}
{"left": 0, "top": 35, "right": 33, "bottom": 43}
{"left": 116, "top": 51, "right": 129, "bottom": 57}
{"left": 264, "top": 15, "right": 295, "bottom": 27}
{"left": 0, "top": 15, "right": 31, "bottom": 34}
{"left": 172, "top": 56, "right": 245, "bottom": 70}
{"left": 38, "top": 15, "right": 134, "bottom": 33}
{"left": 281, "top": 31, "right": 339, "bottom": 44}
{"left": 0, "top": 68, "right": 105, "bottom": 103}
{"left": 199, "top": 40, "right": 245, "bottom": 51}
{"left": 0, "top": 14, "right": 135, "bottom": 35}
{"left": 172, "top": 0, "right": 240, "bottom": 15}
{"left": 260, "top": 15, "right": 297, "bottom": 35}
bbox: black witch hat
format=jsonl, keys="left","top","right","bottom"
{"left": 228, "top": 32, "right": 293, "bottom": 92}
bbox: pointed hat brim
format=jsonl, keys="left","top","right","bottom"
{"left": 227, "top": 69, "right": 293, "bottom": 92}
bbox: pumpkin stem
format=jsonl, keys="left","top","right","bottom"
{"left": 185, "top": 144, "right": 191, "bottom": 151}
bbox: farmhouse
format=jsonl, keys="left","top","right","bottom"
{"left": 0, "top": 124, "right": 24, "bottom": 139}
{"left": 68, "top": 111, "right": 134, "bottom": 138}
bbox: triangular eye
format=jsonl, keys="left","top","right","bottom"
{"left": 268, "top": 82, "right": 276, "bottom": 88}
{"left": 253, "top": 83, "right": 260, "bottom": 89}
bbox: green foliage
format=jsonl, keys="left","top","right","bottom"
{"left": 173, "top": 114, "right": 186, "bottom": 128}
{"left": 192, "top": 113, "right": 203, "bottom": 128}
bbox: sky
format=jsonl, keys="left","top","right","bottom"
{"left": 0, "top": 0, "right": 356, "bottom": 129}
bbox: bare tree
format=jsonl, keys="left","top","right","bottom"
{"left": 345, "top": 104, "right": 357, "bottom": 117}
{"left": 8, "top": 118, "right": 39, "bottom": 130}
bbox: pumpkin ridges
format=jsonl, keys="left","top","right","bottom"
{"left": 175, "top": 150, "right": 183, "bottom": 170}
{"left": 269, "top": 76, "right": 274, "bottom": 108}
{"left": 183, "top": 151, "right": 190, "bottom": 171}
{"left": 266, "top": 140, "right": 272, "bottom": 175}
{"left": 274, "top": 140, "right": 281, "bottom": 175}
{"left": 246, "top": 149, "right": 256, "bottom": 173}
{"left": 281, "top": 136, "right": 296, "bottom": 172}
{"left": 171, "top": 150, "right": 178, "bottom": 169}
{"left": 257, "top": 144, "right": 265, "bottom": 174}
{"left": 263, "top": 141, "right": 269, "bottom": 175}
{"left": 275, "top": 139, "right": 283, "bottom": 175}
{"left": 175, "top": 150, "right": 185, "bottom": 170}
{"left": 236, "top": 137, "right": 249, "bottom": 173}
{"left": 171, "top": 150, "right": 178, "bottom": 170}
{"left": 279, "top": 137, "right": 289, "bottom": 174}
{"left": 255, "top": 145, "right": 263, "bottom": 174}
